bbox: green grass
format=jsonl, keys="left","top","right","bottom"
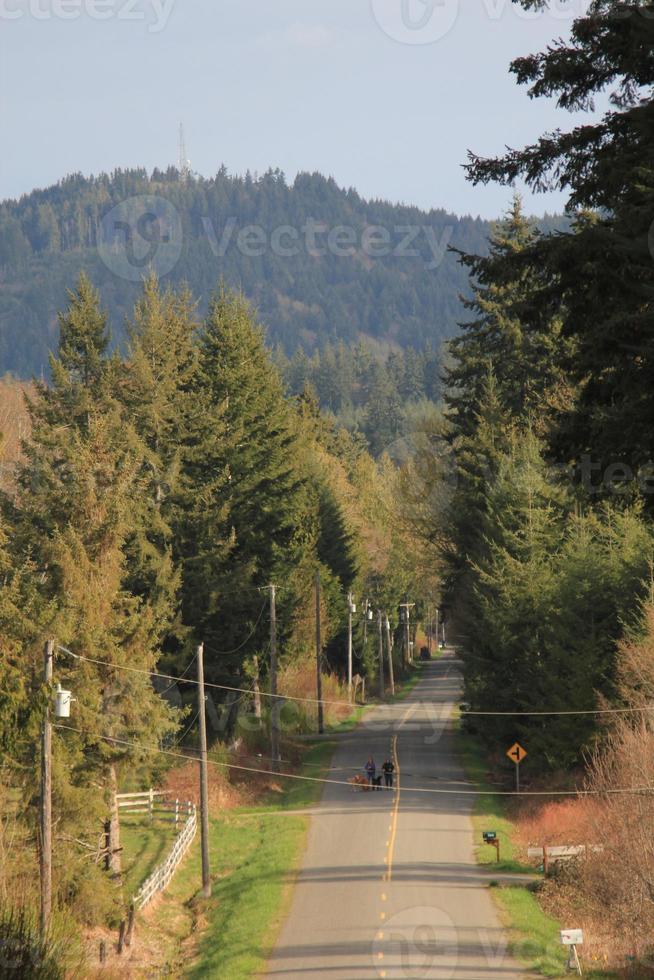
{"left": 120, "top": 814, "right": 178, "bottom": 897}
{"left": 456, "top": 719, "right": 615, "bottom": 979}
{"left": 457, "top": 723, "right": 533, "bottom": 874}
{"left": 170, "top": 811, "right": 307, "bottom": 980}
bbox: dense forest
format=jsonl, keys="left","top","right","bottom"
{"left": 0, "top": 167, "right": 563, "bottom": 379}
{"left": 401, "top": 1, "right": 654, "bottom": 951}
{"left": 0, "top": 274, "right": 433, "bottom": 946}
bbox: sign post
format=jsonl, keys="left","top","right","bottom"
{"left": 506, "top": 742, "right": 527, "bottom": 793}
{"left": 561, "top": 929, "right": 583, "bottom": 976}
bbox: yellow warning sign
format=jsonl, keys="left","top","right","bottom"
{"left": 506, "top": 742, "right": 527, "bottom": 765}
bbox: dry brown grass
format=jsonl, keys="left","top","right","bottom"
{"left": 0, "top": 376, "right": 32, "bottom": 491}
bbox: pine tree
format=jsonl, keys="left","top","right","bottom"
{"left": 446, "top": 195, "right": 565, "bottom": 438}
{"left": 467, "top": 2, "right": 654, "bottom": 494}
{"left": 118, "top": 275, "right": 199, "bottom": 649}
{"left": 183, "top": 288, "right": 311, "bottom": 680}
{"left": 15, "top": 280, "right": 178, "bottom": 893}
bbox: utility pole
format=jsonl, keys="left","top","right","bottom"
{"left": 377, "top": 610, "right": 385, "bottom": 698}
{"left": 427, "top": 604, "right": 433, "bottom": 657}
{"left": 197, "top": 643, "right": 211, "bottom": 898}
{"left": 269, "top": 584, "right": 281, "bottom": 772}
{"left": 435, "top": 607, "right": 440, "bottom": 649}
{"left": 385, "top": 613, "right": 395, "bottom": 696}
{"left": 40, "top": 638, "right": 54, "bottom": 940}
{"left": 347, "top": 592, "right": 354, "bottom": 702}
{"left": 315, "top": 571, "right": 324, "bottom": 734}
{"left": 399, "top": 600, "right": 415, "bottom": 666}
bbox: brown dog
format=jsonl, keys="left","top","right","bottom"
{"left": 349, "top": 774, "right": 369, "bottom": 791}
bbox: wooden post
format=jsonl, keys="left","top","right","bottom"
{"left": 315, "top": 571, "right": 324, "bottom": 734}
{"left": 269, "top": 585, "right": 281, "bottom": 772}
{"left": 377, "top": 609, "right": 384, "bottom": 699}
{"left": 427, "top": 604, "right": 432, "bottom": 656}
{"left": 197, "top": 644, "right": 211, "bottom": 898}
{"left": 117, "top": 919, "right": 126, "bottom": 954}
{"left": 149, "top": 786, "right": 154, "bottom": 822}
{"left": 347, "top": 592, "right": 353, "bottom": 702}
{"left": 40, "top": 638, "right": 54, "bottom": 941}
{"left": 385, "top": 614, "right": 395, "bottom": 696}
{"left": 175, "top": 798, "right": 179, "bottom": 831}
{"left": 252, "top": 655, "right": 262, "bottom": 726}
{"left": 125, "top": 903, "right": 135, "bottom": 947}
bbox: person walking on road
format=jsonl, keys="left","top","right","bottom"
{"left": 364, "top": 756, "right": 376, "bottom": 785}
{"left": 382, "top": 758, "right": 395, "bottom": 788}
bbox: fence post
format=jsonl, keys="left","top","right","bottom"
{"left": 149, "top": 787, "right": 154, "bottom": 822}
{"left": 125, "top": 903, "right": 135, "bottom": 947}
{"left": 175, "top": 798, "right": 179, "bottom": 830}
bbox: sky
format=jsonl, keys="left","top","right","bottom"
{"left": 0, "top": 0, "right": 592, "bottom": 218}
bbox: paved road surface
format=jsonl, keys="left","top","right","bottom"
{"left": 266, "top": 651, "right": 529, "bottom": 979}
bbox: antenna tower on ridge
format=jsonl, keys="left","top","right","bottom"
{"left": 178, "top": 122, "right": 191, "bottom": 181}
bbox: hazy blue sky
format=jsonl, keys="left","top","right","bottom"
{"left": 1, "top": 0, "right": 591, "bottom": 217}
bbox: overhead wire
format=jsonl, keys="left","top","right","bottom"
{"left": 56, "top": 645, "right": 654, "bottom": 717}
{"left": 53, "top": 722, "right": 654, "bottom": 799}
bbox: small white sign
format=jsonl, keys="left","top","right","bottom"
{"left": 561, "top": 929, "right": 584, "bottom": 946}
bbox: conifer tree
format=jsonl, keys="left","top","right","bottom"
{"left": 15, "top": 279, "right": 178, "bottom": 887}
{"left": 467, "top": 1, "right": 654, "bottom": 492}
{"left": 183, "top": 289, "right": 311, "bottom": 680}
{"left": 118, "top": 275, "right": 199, "bottom": 649}
{"left": 446, "top": 195, "right": 565, "bottom": 438}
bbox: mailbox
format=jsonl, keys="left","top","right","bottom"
{"left": 561, "top": 929, "right": 583, "bottom": 946}
{"left": 483, "top": 831, "right": 497, "bottom": 843}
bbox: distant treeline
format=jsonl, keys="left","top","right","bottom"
{"left": 275, "top": 341, "right": 442, "bottom": 456}
{"left": 0, "top": 167, "right": 564, "bottom": 378}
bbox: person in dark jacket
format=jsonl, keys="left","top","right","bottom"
{"left": 382, "top": 758, "right": 395, "bottom": 787}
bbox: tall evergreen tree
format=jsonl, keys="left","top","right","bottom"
{"left": 446, "top": 195, "right": 565, "bottom": 438}
{"left": 119, "top": 275, "right": 199, "bottom": 649}
{"left": 467, "top": 1, "right": 654, "bottom": 495}
{"left": 15, "top": 279, "right": 178, "bottom": 888}
{"left": 183, "top": 289, "right": 311, "bottom": 680}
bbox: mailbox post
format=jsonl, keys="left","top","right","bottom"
{"left": 483, "top": 830, "right": 500, "bottom": 863}
{"left": 561, "top": 929, "right": 583, "bottom": 975}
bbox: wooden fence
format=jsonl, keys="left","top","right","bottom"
{"left": 116, "top": 791, "right": 198, "bottom": 909}
{"left": 528, "top": 844, "right": 604, "bottom": 874}
{"left": 117, "top": 789, "right": 193, "bottom": 830}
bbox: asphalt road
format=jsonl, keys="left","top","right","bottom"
{"left": 266, "top": 651, "right": 529, "bottom": 979}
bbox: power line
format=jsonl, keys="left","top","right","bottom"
{"left": 56, "top": 646, "right": 654, "bottom": 717}
{"left": 203, "top": 599, "right": 268, "bottom": 658}
{"left": 53, "top": 723, "right": 654, "bottom": 799}
{"left": 57, "top": 647, "right": 353, "bottom": 708}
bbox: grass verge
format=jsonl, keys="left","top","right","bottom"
{"left": 121, "top": 815, "right": 177, "bottom": 897}
{"left": 456, "top": 719, "right": 614, "bottom": 979}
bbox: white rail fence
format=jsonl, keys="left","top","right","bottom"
{"left": 116, "top": 790, "right": 198, "bottom": 909}
{"left": 117, "top": 789, "right": 193, "bottom": 830}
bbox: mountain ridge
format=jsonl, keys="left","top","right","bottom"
{"left": 0, "top": 167, "right": 563, "bottom": 378}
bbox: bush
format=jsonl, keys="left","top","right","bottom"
{"left": 0, "top": 905, "right": 81, "bottom": 979}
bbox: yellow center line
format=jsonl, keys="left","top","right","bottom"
{"left": 386, "top": 733, "right": 400, "bottom": 882}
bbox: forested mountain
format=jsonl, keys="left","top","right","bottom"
{"left": 0, "top": 167, "right": 562, "bottom": 378}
